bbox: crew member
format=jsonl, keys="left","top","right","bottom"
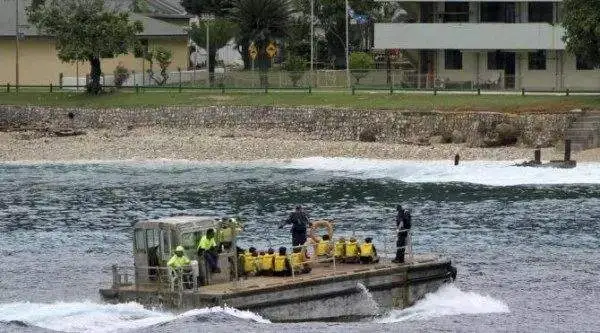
{"left": 279, "top": 205, "right": 310, "bottom": 246}
{"left": 359, "top": 237, "right": 379, "bottom": 264}
{"left": 345, "top": 237, "right": 360, "bottom": 263}
{"left": 217, "top": 217, "right": 242, "bottom": 251}
{"left": 334, "top": 237, "right": 346, "bottom": 262}
{"left": 259, "top": 248, "right": 275, "bottom": 276}
{"left": 167, "top": 245, "right": 192, "bottom": 289}
{"left": 273, "top": 247, "right": 292, "bottom": 276}
{"left": 197, "top": 229, "right": 221, "bottom": 274}
{"left": 392, "top": 205, "right": 412, "bottom": 264}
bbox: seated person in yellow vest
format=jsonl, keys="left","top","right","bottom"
{"left": 344, "top": 237, "right": 360, "bottom": 263}
{"left": 167, "top": 245, "right": 192, "bottom": 289}
{"left": 316, "top": 234, "right": 332, "bottom": 259}
{"left": 273, "top": 247, "right": 292, "bottom": 276}
{"left": 240, "top": 247, "right": 259, "bottom": 276}
{"left": 197, "top": 229, "right": 221, "bottom": 274}
{"left": 258, "top": 248, "right": 275, "bottom": 276}
{"left": 334, "top": 237, "right": 346, "bottom": 263}
{"left": 359, "top": 237, "right": 379, "bottom": 264}
{"left": 291, "top": 246, "right": 312, "bottom": 274}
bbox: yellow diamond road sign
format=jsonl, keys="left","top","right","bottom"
{"left": 249, "top": 42, "right": 258, "bottom": 60}
{"left": 266, "top": 42, "right": 277, "bottom": 58}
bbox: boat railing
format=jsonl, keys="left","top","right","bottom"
{"left": 110, "top": 264, "right": 198, "bottom": 292}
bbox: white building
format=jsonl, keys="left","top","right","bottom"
{"left": 374, "top": 0, "right": 600, "bottom": 91}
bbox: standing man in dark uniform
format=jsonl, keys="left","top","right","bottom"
{"left": 279, "top": 205, "right": 310, "bottom": 246}
{"left": 392, "top": 205, "right": 412, "bottom": 263}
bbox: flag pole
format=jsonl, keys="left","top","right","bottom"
{"left": 345, "top": 0, "right": 350, "bottom": 89}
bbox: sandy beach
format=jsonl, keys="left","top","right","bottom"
{"left": 2, "top": 127, "right": 598, "bottom": 162}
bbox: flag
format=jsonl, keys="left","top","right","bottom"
{"left": 347, "top": 5, "right": 369, "bottom": 25}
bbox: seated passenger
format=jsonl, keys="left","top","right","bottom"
{"left": 334, "top": 237, "right": 346, "bottom": 263}
{"left": 344, "top": 237, "right": 360, "bottom": 263}
{"left": 259, "top": 248, "right": 275, "bottom": 276}
{"left": 273, "top": 247, "right": 292, "bottom": 276}
{"left": 316, "top": 234, "right": 332, "bottom": 259}
{"left": 359, "top": 237, "right": 379, "bottom": 264}
{"left": 240, "top": 247, "right": 258, "bottom": 277}
{"left": 197, "top": 229, "right": 220, "bottom": 274}
{"left": 291, "top": 246, "right": 312, "bottom": 274}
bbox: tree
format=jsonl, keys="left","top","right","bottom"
{"left": 562, "top": 0, "right": 600, "bottom": 67}
{"left": 27, "top": 0, "right": 143, "bottom": 94}
{"left": 145, "top": 47, "right": 173, "bottom": 85}
{"left": 189, "top": 19, "right": 238, "bottom": 85}
{"left": 283, "top": 55, "right": 307, "bottom": 86}
{"left": 349, "top": 51, "right": 374, "bottom": 84}
{"left": 230, "top": 0, "right": 293, "bottom": 86}
{"left": 181, "top": 0, "right": 234, "bottom": 18}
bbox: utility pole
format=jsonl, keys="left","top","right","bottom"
{"left": 345, "top": 0, "right": 350, "bottom": 89}
{"left": 15, "top": 0, "right": 20, "bottom": 92}
{"left": 310, "top": 0, "right": 314, "bottom": 86}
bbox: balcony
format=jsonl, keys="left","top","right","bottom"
{"left": 374, "top": 23, "right": 565, "bottom": 50}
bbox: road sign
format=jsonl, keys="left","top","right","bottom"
{"left": 266, "top": 42, "right": 277, "bottom": 58}
{"left": 249, "top": 42, "right": 258, "bottom": 60}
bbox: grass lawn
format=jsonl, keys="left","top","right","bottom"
{"left": 1, "top": 89, "right": 599, "bottom": 112}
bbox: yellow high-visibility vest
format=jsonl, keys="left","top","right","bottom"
{"left": 316, "top": 240, "right": 330, "bottom": 256}
{"left": 360, "top": 242, "right": 374, "bottom": 257}
{"left": 345, "top": 241, "right": 358, "bottom": 257}
{"left": 274, "top": 254, "right": 287, "bottom": 272}
{"left": 260, "top": 254, "right": 274, "bottom": 271}
{"left": 291, "top": 252, "right": 303, "bottom": 271}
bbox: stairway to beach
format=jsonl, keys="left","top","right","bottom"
{"left": 565, "top": 111, "right": 600, "bottom": 152}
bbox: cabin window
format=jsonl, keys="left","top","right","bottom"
{"left": 146, "top": 229, "right": 160, "bottom": 250}
{"left": 135, "top": 230, "right": 146, "bottom": 252}
{"left": 528, "top": 50, "right": 547, "bottom": 70}
{"left": 181, "top": 232, "right": 201, "bottom": 250}
{"left": 445, "top": 50, "right": 463, "bottom": 70}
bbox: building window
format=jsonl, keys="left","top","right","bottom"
{"left": 528, "top": 50, "right": 547, "bottom": 70}
{"left": 135, "top": 39, "right": 149, "bottom": 58}
{"left": 576, "top": 55, "right": 595, "bottom": 70}
{"left": 528, "top": 2, "right": 553, "bottom": 24}
{"left": 443, "top": 2, "right": 469, "bottom": 23}
{"left": 445, "top": 50, "right": 462, "bottom": 70}
{"left": 487, "top": 51, "right": 505, "bottom": 70}
{"left": 481, "top": 2, "right": 516, "bottom": 23}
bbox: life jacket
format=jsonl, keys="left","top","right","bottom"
{"left": 291, "top": 252, "right": 303, "bottom": 271}
{"left": 242, "top": 253, "right": 257, "bottom": 273}
{"left": 260, "top": 254, "right": 274, "bottom": 271}
{"left": 334, "top": 241, "right": 345, "bottom": 257}
{"left": 360, "top": 242, "right": 374, "bottom": 258}
{"left": 274, "top": 254, "right": 287, "bottom": 272}
{"left": 197, "top": 235, "right": 216, "bottom": 250}
{"left": 316, "top": 240, "right": 330, "bottom": 256}
{"left": 345, "top": 241, "right": 358, "bottom": 257}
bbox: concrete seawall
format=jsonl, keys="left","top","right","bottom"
{"left": 0, "top": 105, "right": 581, "bottom": 147}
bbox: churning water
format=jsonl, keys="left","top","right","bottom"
{"left": 1, "top": 158, "right": 599, "bottom": 332}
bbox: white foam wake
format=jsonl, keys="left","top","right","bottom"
{"left": 0, "top": 301, "right": 269, "bottom": 332}
{"left": 376, "top": 284, "right": 509, "bottom": 323}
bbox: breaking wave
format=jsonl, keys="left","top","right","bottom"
{"left": 0, "top": 301, "right": 269, "bottom": 333}
{"left": 376, "top": 284, "right": 510, "bottom": 323}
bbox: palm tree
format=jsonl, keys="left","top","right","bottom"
{"left": 230, "top": 0, "right": 293, "bottom": 86}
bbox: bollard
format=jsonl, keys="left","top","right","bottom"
{"left": 454, "top": 154, "right": 460, "bottom": 166}
{"left": 534, "top": 148, "right": 541, "bottom": 164}
{"left": 564, "top": 139, "right": 572, "bottom": 161}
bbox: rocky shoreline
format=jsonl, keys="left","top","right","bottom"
{"left": 1, "top": 105, "right": 597, "bottom": 162}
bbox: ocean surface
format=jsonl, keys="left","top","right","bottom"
{"left": 0, "top": 158, "right": 599, "bottom": 333}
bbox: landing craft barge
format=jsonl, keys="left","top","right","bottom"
{"left": 100, "top": 216, "right": 457, "bottom": 322}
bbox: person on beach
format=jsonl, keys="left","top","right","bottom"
{"left": 279, "top": 205, "right": 311, "bottom": 246}
{"left": 392, "top": 205, "right": 412, "bottom": 263}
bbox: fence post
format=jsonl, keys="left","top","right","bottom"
{"left": 308, "top": 86, "right": 312, "bottom": 94}
{"left": 433, "top": 88, "right": 437, "bottom": 95}
{"left": 389, "top": 85, "right": 393, "bottom": 95}
{"left": 351, "top": 86, "right": 355, "bottom": 95}
{"left": 132, "top": 70, "right": 136, "bottom": 88}
{"left": 521, "top": 88, "right": 525, "bottom": 96}
{"left": 221, "top": 84, "right": 225, "bottom": 94}
{"left": 50, "top": 83, "right": 53, "bottom": 93}
{"left": 566, "top": 88, "right": 570, "bottom": 96}
{"left": 477, "top": 88, "right": 481, "bottom": 95}
{"left": 178, "top": 67, "right": 182, "bottom": 93}
{"left": 135, "top": 84, "right": 139, "bottom": 94}
{"left": 6, "top": 83, "right": 9, "bottom": 93}
{"left": 264, "top": 85, "right": 268, "bottom": 94}
{"left": 59, "top": 73, "right": 63, "bottom": 89}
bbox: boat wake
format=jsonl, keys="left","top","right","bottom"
{"left": 0, "top": 301, "right": 269, "bottom": 333}
{"left": 376, "top": 284, "right": 509, "bottom": 323}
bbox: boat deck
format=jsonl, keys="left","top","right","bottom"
{"left": 114, "top": 254, "right": 442, "bottom": 295}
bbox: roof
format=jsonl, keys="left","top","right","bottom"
{"left": 134, "top": 215, "right": 222, "bottom": 233}
{"left": 0, "top": 0, "right": 187, "bottom": 37}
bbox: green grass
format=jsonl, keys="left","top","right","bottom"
{"left": 1, "top": 90, "right": 600, "bottom": 112}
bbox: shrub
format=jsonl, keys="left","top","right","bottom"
{"left": 113, "top": 64, "right": 130, "bottom": 88}
{"left": 349, "top": 52, "right": 375, "bottom": 84}
{"left": 283, "top": 55, "right": 307, "bottom": 87}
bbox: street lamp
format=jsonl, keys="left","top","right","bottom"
{"left": 310, "top": 0, "right": 314, "bottom": 85}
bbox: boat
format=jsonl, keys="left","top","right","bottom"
{"left": 99, "top": 216, "right": 457, "bottom": 322}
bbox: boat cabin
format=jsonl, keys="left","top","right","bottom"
{"left": 133, "top": 215, "right": 237, "bottom": 285}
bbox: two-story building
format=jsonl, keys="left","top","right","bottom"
{"left": 375, "top": 0, "right": 600, "bottom": 91}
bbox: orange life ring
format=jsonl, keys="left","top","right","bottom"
{"left": 308, "top": 220, "right": 334, "bottom": 243}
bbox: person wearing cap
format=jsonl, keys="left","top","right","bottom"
{"left": 168, "top": 245, "right": 191, "bottom": 269}
{"left": 279, "top": 205, "right": 311, "bottom": 246}
{"left": 392, "top": 205, "right": 412, "bottom": 264}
